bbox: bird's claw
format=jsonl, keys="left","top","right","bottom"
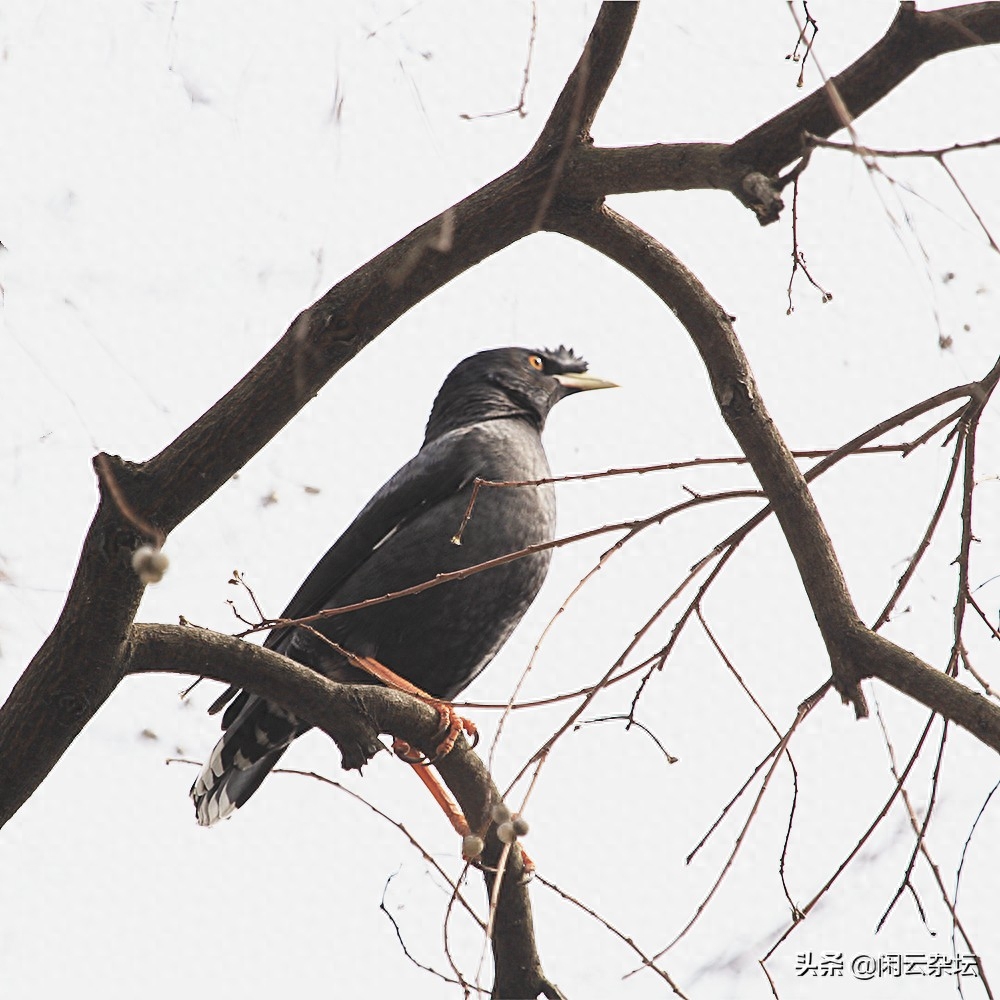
{"left": 426, "top": 702, "right": 478, "bottom": 762}
{"left": 390, "top": 704, "right": 477, "bottom": 764}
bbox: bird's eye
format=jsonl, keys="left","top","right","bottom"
{"left": 528, "top": 355, "right": 544, "bottom": 371}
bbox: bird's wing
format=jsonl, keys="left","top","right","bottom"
{"left": 208, "top": 429, "right": 484, "bottom": 720}
{"left": 196, "top": 427, "right": 490, "bottom": 821}
{"left": 263, "top": 426, "right": 485, "bottom": 650}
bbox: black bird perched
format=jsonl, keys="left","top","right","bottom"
{"left": 191, "top": 346, "right": 615, "bottom": 826}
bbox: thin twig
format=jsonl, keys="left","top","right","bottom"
{"left": 454, "top": 445, "right": 917, "bottom": 543}
{"left": 871, "top": 425, "right": 966, "bottom": 630}
{"left": 870, "top": 710, "right": 994, "bottom": 997}
{"left": 459, "top": 2, "right": 537, "bottom": 120}
{"left": 573, "top": 715, "right": 678, "bottom": 764}
{"left": 760, "top": 712, "right": 936, "bottom": 963}
{"left": 697, "top": 608, "right": 803, "bottom": 915}
{"left": 784, "top": 1, "right": 819, "bottom": 88}
{"left": 873, "top": 706, "right": 944, "bottom": 933}
{"left": 804, "top": 132, "right": 1000, "bottom": 253}
{"left": 535, "top": 873, "right": 689, "bottom": 996}
{"left": 804, "top": 133, "right": 1000, "bottom": 160}
{"left": 275, "top": 767, "right": 486, "bottom": 930}
{"left": 786, "top": 173, "right": 832, "bottom": 312}
{"left": 954, "top": 780, "right": 1000, "bottom": 978}
{"left": 379, "top": 871, "right": 485, "bottom": 990}
{"left": 632, "top": 693, "right": 821, "bottom": 975}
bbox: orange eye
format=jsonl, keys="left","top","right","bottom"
{"left": 528, "top": 355, "right": 544, "bottom": 371}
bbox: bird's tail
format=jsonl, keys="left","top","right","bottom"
{"left": 190, "top": 693, "right": 302, "bottom": 826}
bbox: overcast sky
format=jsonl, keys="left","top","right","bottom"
{"left": 2, "top": 2, "right": 999, "bottom": 998}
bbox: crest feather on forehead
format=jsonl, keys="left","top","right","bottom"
{"left": 537, "top": 345, "right": 588, "bottom": 373}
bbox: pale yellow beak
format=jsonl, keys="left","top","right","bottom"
{"left": 553, "top": 372, "right": 619, "bottom": 392}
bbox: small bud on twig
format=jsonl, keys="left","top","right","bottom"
{"left": 492, "top": 801, "right": 511, "bottom": 825}
{"left": 462, "top": 834, "right": 485, "bottom": 861}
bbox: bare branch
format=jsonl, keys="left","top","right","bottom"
{"left": 125, "top": 623, "right": 552, "bottom": 998}
{"left": 635, "top": 693, "right": 821, "bottom": 974}
{"left": 4, "top": 4, "right": 1000, "bottom": 992}
{"left": 561, "top": 4, "right": 1000, "bottom": 219}
{"left": 549, "top": 202, "right": 870, "bottom": 713}
{"left": 548, "top": 202, "right": 1000, "bottom": 749}
{"left": 805, "top": 131, "right": 1000, "bottom": 252}
{"left": 731, "top": 2, "right": 1000, "bottom": 177}
{"left": 460, "top": 2, "right": 537, "bottom": 121}
{"left": 535, "top": 873, "right": 689, "bottom": 995}
{"left": 530, "top": 2, "right": 637, "bottom": 156}
{"left": 761, "top": 712, "right": 937, "bottom": 963}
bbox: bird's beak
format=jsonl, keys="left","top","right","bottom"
{"left": 553, "top": 372, "right": 619, "bottom": 393}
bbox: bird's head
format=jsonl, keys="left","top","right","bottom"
{"left": 424, "top": 346, "right": 617, "bottom": 443}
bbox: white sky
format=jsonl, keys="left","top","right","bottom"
{"left": 2, "top": 2, "right": 999, "bottom": 998}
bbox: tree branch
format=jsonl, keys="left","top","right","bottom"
{"left": 546, "top": 200, "right": 1000, "bottom": 751}
{"left": 0, "top": 5, "right": 643, "bottom": 996}
{"left": 530, "top": 1, "right": 638, "bottom": 156}
{"left": 0, "top": 2, "right": 637, "bottom": 832}
{"left": 126, "top": 623, "right": 555, "bottom": 998}
{"left": 558, "top": 2, "right": 1000, "bottom": 220}
{"left": 729, "top": 2, "right": 1000, "bottom": 175}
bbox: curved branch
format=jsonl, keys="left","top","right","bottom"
{"left": 558, "top": 2, "right": 1000, "bottom": 220}
{"left": 729, "top": 2, "right": 1000, "bottom": 176}
{"left": 546, "top": 201, "right": 1000, "bottom": 752}
{"left": 126, "top": 623, "right": 555, "bottom": 998}
{"left": 3, "top": 2, "right": 1000, "bottom": 991}
{"left": 0, "top": 6, "right": 641, "bottom": 996}
{"left": 549, "top": 201, "right": 867, "bottom": 707}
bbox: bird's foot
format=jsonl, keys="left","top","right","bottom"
{"left": 352, "top": 654, "right": 477, "bottom": 760}
{"left": 390, "top": 703, "right": 477, "bottom": 764}
{"left": 428, "top": 701, "right": 479, "bottom": 761}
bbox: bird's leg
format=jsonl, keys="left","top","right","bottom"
{"left": 405, "top": 760, "right": 471, "bottom": 837}
{"left": 350, "top": 654, "right": 478, "bottom": 762}
{"left": 341, "top": 653, "right": 492, "bottom": 854}
{"left": 401, "top": 758, "right": 535, "bottom": 874}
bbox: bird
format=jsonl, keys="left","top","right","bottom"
{"left": 191, "top": 346, "right": 615, "bottom": 826}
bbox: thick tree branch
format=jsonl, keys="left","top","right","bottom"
{"left": 126, "top": 623, "right": 554, "bottom": 999}
{"left": 851, "top": 630, "right": 1000, "bottom": 752}
{"left": 730, "top": 2, "right": 1000, "bottom": 176}
{"left": 530, "top": 1, "right": 638, "bottom": 156}
{"left": 563, "top": 142, "right": 734, "bottom": 198}
{"left": 546, "top": 201, "right": 1000, "bottom": 751}
{"left": 0, "top": 5, "right": 641, "bottom": 996}
{"left": 0, "top": 2, "right": 634, "bottom": 833}
{"left": 559, "top": 2, "right": 1000, "bottom": 220}
{"left": 549, "top": 201, "right": 866, "bottom": 708}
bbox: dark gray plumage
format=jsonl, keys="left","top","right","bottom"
{"left": 191, "top": 346, "right": 614, "bottom": 825}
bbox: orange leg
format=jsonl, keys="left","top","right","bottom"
{"left": 350, "top": 654, "right": 478, "bottom": 761}
{"left": 334, "top": 652, "right": 515, "bottom": 863}
{"left": 398, "top": 757, "right": 534, "bottom": 872}
{"left": 405, "top": 758, "right": 471, "bottom": 837}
